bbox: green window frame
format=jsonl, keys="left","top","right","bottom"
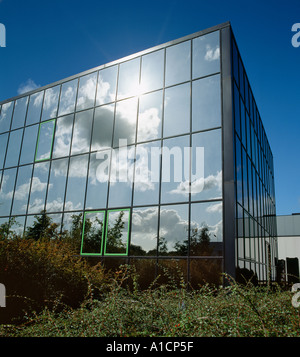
{"left": 81, "top": 210, "right": 106, "bottom": 256}
{"left": 35, "top": 119, "right": 56, "bottom": 162}
{"left": 104, "top": 209, "right": 130, "bottom": 256}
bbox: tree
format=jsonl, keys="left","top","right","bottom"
{"left": 25, "top": 211, "right": 59, "bottom": 241}
{"left": 105, "top": 211, "right": 126, "bottom": 254}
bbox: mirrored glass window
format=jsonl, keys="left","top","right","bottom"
{"left": 20, "top": 125, "right": 39, "bottom": 165}
{"left": 58, "top": 79, "right": 78, "bottom": 116}
{"left": 11, "top": 96, "right": 28, "bottom": 129}
{"left": 5, "top": 129, "right": 23, "bottom": 168}
{"left": 64, "top": 154, "right": 88, "bottom": 211}
{"left": 190, "top": 201, "right": 223, "bottom": 256}
{"left": 137, "top": 90, "right": 162, "bottom": 142}
{"left": 0, "top": 133, "right": 8, "bottom": 168}
{"left": 85, "top": 151, "right": 109, "bottom": 210}
{"left": 35, "top": 119, "right": 55, "bottom": 162}
{"left": 191, "top": 129, "right": 222, "bottom": 201}
{"left": 62, "top": 211, "right": 83, "bottom": 242}
{"left": 113, "top": 97, "right": 138, "bottom": 147}
{"left": 165, "top": 41, "right": 191, "bottom": 87}
{"left": 76, "top": 72, "right": 97, "bottom": 111}
{"left": 26, "top": 91, "right": 44, "bottom": 125}
{"left": 41, "top": 85, "right": 60, "bottom": 121}
{"left": 52, "top": 114, "right": 74, "bottom": 159}
{"left": 91, "top": 104, "right": 114, "bottom": 151}
{"left": 10, "top": 216, "right": 25, "bottom": 237}
{"left": 159, "top": 204, "right": 188, "bottom": 256}
{"left": 104, "top": 209, "right": 130, "bottom": 255}
{"left": 45, "top": 158, "right": 67, "bottom": 213}
{"left": 140, "top": 49, "right": 164, "bottom": 93}
{"left": 163, "top": 83, "right": 190, "bottom": 138}
{"left": 130, "top": 206, "right": 158, "bottom": 256}
{"left": 28, "top": 161, "right": 50, "bottom": 214}
{"left": 81, "top": 210, "right": 105, "bottom": 255}
{"left": 117, "top": 58, "right": 140, "bottom": 100}
{"left": 96, "top": 66, "right": 118, "bottom": 106}
{"left": 108, "top": 146, "right": 134, "bottom": 208}
{"left": 71, "top": 109, "right": 93, "bottom": 155}
{"left": 0, "top": 168, "right": 17, "bottom": 216}
{"left": 133, "top": 141, "right": 161, "bottom": 206}
{"left": 0, "top": 102, "right": 14, "bottom": 133}
{"left": 161, "top": 135, "right": 190, "bottom": 204}
{"left": 192, "top": 31, "right": 220, "bottom": 79}
{"left": 192, "top": 74, "right": 221, "bottom": 132}
{"left": 236, "top": 138, "right": 243, "bottom": 206}
{"left": 11, "top": 164, "right": 33, "bottom": 215}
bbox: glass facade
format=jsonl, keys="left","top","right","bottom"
{"left": 0, "top": 22, "right": 277, "bottom": 286}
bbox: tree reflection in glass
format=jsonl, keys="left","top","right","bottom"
{"left": 81, "top": 211, "right": 105, "bottom": 255}
{"left": 104, "top": 209, "right": 130, "bottom": 255}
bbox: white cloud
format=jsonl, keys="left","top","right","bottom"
{"left": 17, "top": 79, "right": 40, "bottom": 95}
{"left": 205, "top": 45, "right": 220, "bottom": 62}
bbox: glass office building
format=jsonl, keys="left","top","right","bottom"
{"left": 0, "top": 22, "right": 277, "bottom": 287}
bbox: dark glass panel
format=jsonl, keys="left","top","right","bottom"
{"left": 192, "top": 74, "right": 221, "bottom": 132}
{"left": 62, "top": 211, "right": 83, "bottom": 251}
{"left": 104, "top": 209, "right": 130, "bottom": 255}
{"left": 189, "top": 259, "right": 222, "bottom": 288}
{"left": 192, "top": 31, "right": 220, "bottom": 79}
{"left": 130, "top": 206, "right": 158, "bottom": 256}
{"left": 235, "top": 138, "right": 243, "bottom": 206}
{"left": 158, "top": 203, "right": 189, "bottom": 256}
{"left": 129, "top": 259, "right": 157, "bottom": 290}
{"left": 157, "top": 259, "right": 188, "bottom": 287}
{"left": 165, "top": 41, "right": 191, "bottom": 86}
{"left": 233, "top": 82, "right": 241, "bottom": 138}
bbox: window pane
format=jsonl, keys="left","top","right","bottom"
{"left": 5, "top": 129, "right": 23, "bottom": 168}
{"left": 133, "top": 141, "right": 161, "bottom": 206}
{"left": 20, "top": 125, "right": 39, "bottom": 165}
{"left": 64, "top": 154, "right": 88, "bottom": 211}
{"left": 26, "top": 91, "right": 43, "bottom": 125}
{"left": 104, "top": 209, "right": 130, "bottom": 255}
{"left": 71, "top": 109, "right": 93, "bottom": 155}
{"left": 85, "top": 151, "right": 109, "bottom": 210}
{"left": 163, "top": 83, "right": 190, "bottom": 137}
{"left": 117, "top": 58, "right": 140, "bottom": 100}
{"left": 58, "top": 79, "right": 78, "bottom": 116}
{"left": 35, "top": 120, "right": 55, "bottom": 162}
{"left": 62, "top": 212, "right": 83, "bottom": 242}
{"left": 137, "top": 90, "right": 162, "bottom": 142}
{"left": 140, "top": 49, "right": 164, "bottom": 93}
{"left": 52, "top": 114, "right": 74, "bottom": 158}
{"left": 159, "top": 204, "right": 189, "bottom": 256}
{"left": 0, "top": 102, "right": 14, "bottom": 133}
{"left": 76, "top": 72, "right": 97, "bottom": 111}
{"left": 45, "top": 158, "right": 67, "bottom": 213}
{"left": 0, "top": 168, "right": 17, "bottom": 216}
{"left": 165, "top": 41, "right": 191, "bottom": 86}
{"left": 192, "top": 74, "right": 221, "bottom": 132}
{"left": 10, "top": 216, "right": 25, "bottom": 237}
{"left": 0, "top": 133, "right": 8, "bottom": 168}
{"left": 91, "top": 104, "right": 114, "bottom": 151}
{"left": 81, "top": 211, "right": 105, "bottom": 255}
{"left": 96, "top": 66, "right": 117, "bottom": 105}
{"left": 28, "top": 161, "right": 50, "bottom": 214}
{"left": 130, "top": 206, "right": 158, "bottom": 256}
{"left": 113, "top": 97, "right": 138, "bottom": 147}
{"left": 108, "top": 146, "right": 134, "bottom": 208}
{"left": 191, "top": 129, "right": 222, "bottom": 201}
{"left": 161, "top": 135, "right": 190, "bottom": 204}
{"left": 11, "top": 164, "right": 33, "bottom": 215}
{"left": 190, "top": 201, "right": 223, "bottom": 256}
{"left": 192, "top": 31, "right": 220, "bottom": 79}
{"left": 41, "top": 85, "right": 60, "bottom": 121}
{"left": 11, "top": 96, "right": 28, "bottom": 129}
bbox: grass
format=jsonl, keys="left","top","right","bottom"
{"left": 0, "top": 265, "right": 299, "bottom": 337}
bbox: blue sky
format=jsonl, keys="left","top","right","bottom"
{"left": 0, "top": 0, "right": 299, "bottom": 216}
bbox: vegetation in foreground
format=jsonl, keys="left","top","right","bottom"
{"left": 0, "top": 218, "right": 299, "bottom": 337}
